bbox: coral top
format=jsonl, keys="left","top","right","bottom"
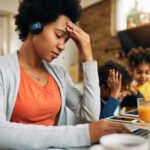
{"left": 11, "top": 67, "right": 61, "bottom": 126}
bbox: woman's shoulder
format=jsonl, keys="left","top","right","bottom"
{"left": 0, "top": 52, "right": 17, "bottom": 62}
{"left": 43, "top": 61, "right": 67, "bottom": 74}
{"left": 44, "top": 63, "right": 70, "bottom": 86}
{"left": 0, "top": 52, "right": 18, "bottom": 70}
{"left": 43, "top": 61, "right": 68, "bottom": 79}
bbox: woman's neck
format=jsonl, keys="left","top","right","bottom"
{"left": 18, "top": 39, "right": 42, "bottom": 69}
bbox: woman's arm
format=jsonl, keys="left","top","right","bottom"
{"left": 65, "top": 22, "right": 100, "bottom": 122}
{"left": 66, "top": 61, "right": 100, "bottom": 122}
{"left": 0, "top": 120, "right": 90, "bottom": 149}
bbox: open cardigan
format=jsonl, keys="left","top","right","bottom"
{"left": 0, "top": 52, "right": 100, "bottom": 149}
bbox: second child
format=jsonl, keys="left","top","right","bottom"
{"left": 98, "top": 60, "right": 132, "bottom": 118}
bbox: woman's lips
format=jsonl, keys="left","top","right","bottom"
{"left": 51, "top": 51, "right": 59, "bottom": 58}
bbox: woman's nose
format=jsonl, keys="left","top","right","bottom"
{"left": 58, "top": 41, "right": 65, "bottom": 52}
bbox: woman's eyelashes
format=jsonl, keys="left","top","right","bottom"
{"left": 56, "top": 33, "right": 63, "bottom": 38}
{"left": 55, "top": 33, "right": 69, "bottom": 43}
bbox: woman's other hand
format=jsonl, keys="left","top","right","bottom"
{"left": 89, "top": 119, "right": 130, "bottom": 144}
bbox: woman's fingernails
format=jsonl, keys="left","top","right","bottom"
{"left": 67, "top": 21, "right": 73, "bottom": 26}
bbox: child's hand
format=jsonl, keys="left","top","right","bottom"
{"left": 107, "top": 69, "right": 122, "bottom": 99}
{"left": 128, "top": 84, "right": 139, "bottom": 96}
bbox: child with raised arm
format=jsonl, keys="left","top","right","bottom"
{"left": 98, "top": 60, "right": 132, "bottom": 118}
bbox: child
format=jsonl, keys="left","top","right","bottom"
{"left": 120, "top": 47, "right": 150, "bottom": 110}
{"left": 127, "top": 47, "right": 150, "bottom": 99}
{"left": 98, "top": 60, "right": 132, "bottom": 118}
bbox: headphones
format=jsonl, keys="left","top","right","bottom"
{"left": 29, "top": 22, "right": 43, "bottom": 34}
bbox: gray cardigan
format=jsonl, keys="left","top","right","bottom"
{"left": 0, "top": 52, "right": 100, "bottom": 149}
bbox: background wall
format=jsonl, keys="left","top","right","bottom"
{"left": 0, "top": 0, "right": 20, "bottom": 54}
{"left": 81, "top": 0, "right": 102, "bottom": 9}
{"left": 0, "top": 0, "right": 19, "bottom": 13}
{"left": 79, "top": 0, "right": 127, "bottom": 66}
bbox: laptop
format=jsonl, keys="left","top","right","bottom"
{"left": 109, "top": 109, "right": 150, "bottom": 138}
{"left": 132, "top": 128, "right": 150, "bottom": 138}
{"left": 121, "top": 110, "right": 150, "bottom": 138}
{"left": 124, "top": 123, "right": 150, "bottom": 138}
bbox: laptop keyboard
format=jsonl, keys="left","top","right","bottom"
{"left": 132, "top": 128, "right": 150, "bottom": 138}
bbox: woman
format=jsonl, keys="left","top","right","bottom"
{"left": 0, "top": 0, "right": 129, "bottom": 149}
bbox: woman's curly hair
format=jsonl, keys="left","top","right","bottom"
{"left": 15, "top": 0, "right": 81, "bottom": 41}
{"left": 98, "top": 60, "right": 132, "bottom": 87}
{"left": 127, "top": 47, "right": 150, "bottom": 70}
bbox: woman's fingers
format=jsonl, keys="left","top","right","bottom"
{"left": 89, "top": 119, "right": 131, "bottom": 144}
{"left": 66, "top": 21, "right": 81, "bottom": 38}
{"left": 66, "top": 21, "right": 93, "bottom": 62}
{"left": 66, "top": 21, "right": 81, "bottom": 32}
{"left": 111, "top": 122, "right": 131, "bottom": 133}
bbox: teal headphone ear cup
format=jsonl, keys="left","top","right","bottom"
{"left": 29, "top": 22, "right": 43, "bottom": 34}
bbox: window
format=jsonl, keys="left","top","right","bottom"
{"left": 111, "top": 0, "right": 150, "bottom": 36}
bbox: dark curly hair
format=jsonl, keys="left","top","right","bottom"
{"left": 127, "top": 47, "right": 150, "bottom": 70}
{"left": 15, "top": 0, "right": 81, "bottom": 41}
{"left": 98, "top": 60, "right": 132, "bottom": 87}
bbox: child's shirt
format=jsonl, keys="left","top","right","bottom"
{"left": 100, "top": 92, "right": 144, "bottom": 119}
{"left": 100, "top": 97, "right": 120, "bottom": 118}
{"left": 133, "top": 80, "right": 150, "bottom": 100}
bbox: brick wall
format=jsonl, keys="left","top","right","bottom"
{"left": 79, "top": 0, "right": 127, "bottom": 66}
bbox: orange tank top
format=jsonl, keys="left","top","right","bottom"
{"left": 11, "top": 67, "right": 61, "bottom": 126}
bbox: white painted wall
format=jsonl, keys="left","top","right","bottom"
{"left": 81, "top": 0, "right": 102, "bottom": 9}
{"left": 0, "top": 0, "right": 19, "bottom": 13}
{"left": 0, "top": 0, "right": 21, "bottom": 53}
{"left": 52, "top": 40, "right": 79, "bottom": 70}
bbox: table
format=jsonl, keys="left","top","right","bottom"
{"left": 43, "top": 147, "right": 89, "bottom": 150}
{"left": 43, "top": 123, "right": 150, "bottom": 150}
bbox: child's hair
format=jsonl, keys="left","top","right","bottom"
{"left": 127, "top": 47, "right": 150, "bottom": 70}
{"left": 15, "top": 0, "right": 81, "bottom": 41}
{"left": 98, "top": 60, "right": 132, "bottom": 87}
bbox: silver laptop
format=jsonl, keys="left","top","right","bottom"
{"left": 125, "top": 123, "right": 150, "bottom": 138}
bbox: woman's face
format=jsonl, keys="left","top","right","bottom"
{"left": 32, "top": 15, "right": 70, "bottom": 62}
{"left": 131, "top": 64, "right": 150, "bottom": 85}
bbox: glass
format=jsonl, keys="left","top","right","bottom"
{"left": 137, "top": 98, "right": 150, "bottom": 123}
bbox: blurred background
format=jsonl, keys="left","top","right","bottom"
{"left": 0, "top": 0, "right": 150, "bottom": 83}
